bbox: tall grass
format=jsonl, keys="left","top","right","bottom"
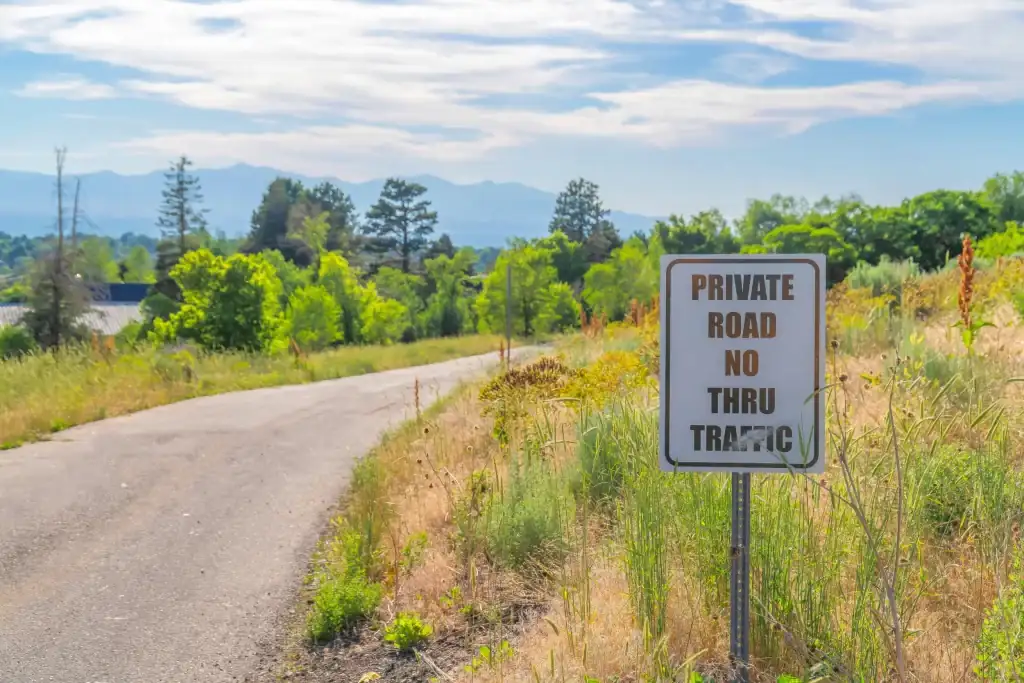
{"left": 0, "top": 334, "right": 506, "bottom": 448}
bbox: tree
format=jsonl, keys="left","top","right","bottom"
{"left": 424, "top": 233, "right": 456, "bottom": 262}
{"left": 249, "top": 178, "right": 305, "bottom": 254}
{"left": 150, "top": 249, "right": 286, "bottom": 353}
{"left": 536, "top": 282, "right": 581, "bottom": 333}
{"left": 902, "top": 190, "right": 999, "bottom": 271}
{"left": 983, "top": 172, "right": 1024, "bottom": 224}
{"left": 734, "top": 195, "right": 805, "bottom": 245}
{"left": 318, "top": 251, "right": 366, "bottom": 344}
{"left": 359, "top": 283, "right": 409, "bottom": 345}
{"left": 157, "top": 156, "right": 208, "bottom": 262}
{"left": 536, "top": 231, "right": 588, "bottom": 287}
{"left": 422, "top": 248, "right": 476, "bottom": 337}
{"left": 261, "top": 249, "right": 311, "bottom": 306}
{"left": 746, "top": 224, "right": 856, "bottom": 284}
{"left": 582, "top": 238, "right": 658, "bottom": 322}
{"left": 652, "top": 210, "right": 739, "bottom": 255}
{"left": 308, "top": 181, "right": 360, "bottom": 255}
{"left": 549, "top": 178, "right": 609, "bottom": 243}
{"left": 77, "top": 236, "right": 119, "bottom": 284}
{"left": 21, "top": 147, "right": 91, "bottom": 349}
{"left": 154, "top": 156, "right": 208, "bottom": 301}
{"left": 120, "top": 245, "right": 156, "bottom": 283}
{"left": 373, "top": 266, "right": 426, "bottom": 340}
{"left": 976, "top": 222, "right": 1024, "bottom": 259}
{"left": 475, "top": 245, "right": 566, "bottom": 337}
{"left": 285, "top": 284, "right": 342, "bottom": 350}
{"left": 363, "top": 178, "right": 438, "bottom": 273}
{"left": 289, "top": 211, "right": 330, "bottom": 272}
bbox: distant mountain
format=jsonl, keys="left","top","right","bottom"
{"left": 0, "top": 164, "right": 661, "bottom": 248}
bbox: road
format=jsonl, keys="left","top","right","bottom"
{"left": 0, "top": 348, "right": 532, "bottom": 683}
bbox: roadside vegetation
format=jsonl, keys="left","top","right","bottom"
{"left": 282, "top": 239, "right": 1024, "bottom": 682}
{"left": 0, "top": 334, "right": 509, "bottom": 450}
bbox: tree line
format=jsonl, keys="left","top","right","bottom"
{"left": 3, "top": 147, "right": 1023, "bottom": 356}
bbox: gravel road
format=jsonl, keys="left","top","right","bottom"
{"left": 0, "top": 348, "right": 533, "bottom": 683}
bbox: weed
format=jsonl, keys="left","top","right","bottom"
{"left": 306, "top": 571, "right": 383, "bottom": 644}
{"left": 976, "top": 544, "right": 1024, "bottom": 680}
{"left": 465, "top": 640, "right": 516, "bottom": 674}
{"left": 482, "top": 455, "right": 574, "bottom": 570}
{"left": 383, "top": 612, "right": 433, "bottom": 651}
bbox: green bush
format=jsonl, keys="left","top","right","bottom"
{"left": 0, "top": 325, "right": 37, "bottom": 359}
{"left": 306, "top": 571, "right": 383, "bottom": 644}
{"left": 115, "top": 320, "right": 144, "bottom": 350}
{"left": 150, "top": 249, "right": 286, "bottom": 353}
{"left": 383, "top": 612, "right": 433, "bottom": 651}
{"left": 845, "top": 256, "right": 921, "bottom": 298}
{"left": 483, "top": 455, "right": 574, "bottom": 570}
{"left": 976, "top": 222, "right": 1024, "bottom": 260}
{"left": 285, "top": 284, "right": 342, "bottom": 350}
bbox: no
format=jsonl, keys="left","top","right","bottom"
{"left": 725, "top": 350, "right": 759, "bottom": 376}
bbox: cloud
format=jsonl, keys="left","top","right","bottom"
{"left": 14, "top": 76, "right": 117, "bottom": 100}
{"left": 2, "top": 0, "right": 1023, "bottom": 168}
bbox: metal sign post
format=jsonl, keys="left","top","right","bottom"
{"left": 658, "top": 254, "right": 826, "bottom": 683}
{"left": 730, "top": 472, "right": 751, "bottom": 682}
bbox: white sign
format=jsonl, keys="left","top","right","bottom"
{"left": 659, "top": 254, "right": 826, "bottom": 474}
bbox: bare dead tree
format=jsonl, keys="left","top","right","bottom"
{"left": 20, "top": 146, "right": 90, "bottom": 349}
{"left": 71, "top": 176, "right": 81, "bottom": 271}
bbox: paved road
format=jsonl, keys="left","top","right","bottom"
{"left": 0, "top": 348, "right": 533, "bottom": 683}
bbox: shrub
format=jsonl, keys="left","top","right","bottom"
{"left": 845, "top": 256, "right": 921, "bottom": 298}
{"left": 285, "top": 284, "right": 342, "bottom": 351}
{"left": 483, "top": 455, "right": 574, "bottom": 570}
{"left": 0, "top": 325, "right": 37, "bottom": 359}
{"left": 114, "top": 320, "right": 144, "bottom": 350}
{"left": 360, "top": 285, "right": 409, "bottom": 345}
{"left": 306, "top": 572, "right": 383, "bottom": 644}
{"left": 150, "top": 249, "right": 286, "bottom": 353}
{"left": 383, "top": 612, "right": 433, "bottom": 651}
{"left": 536, "top": 282, "right": 581, "bottom": 333}
{"left": 976, "top": 222, "right": 1024, "bottom": 260}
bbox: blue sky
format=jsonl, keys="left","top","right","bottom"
{"left": 1, "top": 0, "right": 1023, "bottom": 219}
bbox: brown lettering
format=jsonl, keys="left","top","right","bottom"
{"left": 691, "top": 274, "right": 707, "bottom": 300}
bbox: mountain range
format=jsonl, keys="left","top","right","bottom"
{"left": 0, "top": 164, "right": 661, "bottom": 248}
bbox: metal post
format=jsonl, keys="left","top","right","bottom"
{"left": 504, "top": 262, "right": 512, "bottom": 363}
{"left": 730, "top": 472, "right": 751, "bottom": 683}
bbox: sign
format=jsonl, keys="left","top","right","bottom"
{"left": 659, "top": 254, "right": 825, "bottom": 474}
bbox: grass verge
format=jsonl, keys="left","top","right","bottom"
{"left": 0, "top": 334, "right": 509, "bottom": 449}
{"left": 278, "top": 295, "right": 1024, "bottom": 682}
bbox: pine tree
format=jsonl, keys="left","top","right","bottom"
{"left": 363, "top": 178, "right": 438, "bottom": 273}
{"left": 548, "top": 178, "right": 620, "bottom": 262}
{"left": 154, "top": 156, "right": 208, "bottom": 300}
{"left": 157, "top": 156, "right": 208, "bottom": 257}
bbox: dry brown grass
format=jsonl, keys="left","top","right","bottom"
{"left": 0, "top": 334, "right": 507, "bottom": 449}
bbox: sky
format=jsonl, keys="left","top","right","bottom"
{"left": 1, "top": 0, "right": 1024, "bottom": 218}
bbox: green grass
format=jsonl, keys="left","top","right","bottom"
{"left": 0, "top": 334, "right": 507, "bottom": 448}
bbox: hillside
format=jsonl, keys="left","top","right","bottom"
{"left": 0, "top": 165, "right": 659, "bottom": 247}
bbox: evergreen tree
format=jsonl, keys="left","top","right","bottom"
{"left": 363, "top": 178, "right": 438, "bottom": 273}
{"left": 424, "top": 233, "right": 456, "bottom": 262}
{"left": 548, "top": 177, "right": 620, "bottom": 262}
{"left": 308, "top": 181, "right": 360, "bottom": 254}
{"left": 153, "top": 156, "right": 208, "bottom": 300}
